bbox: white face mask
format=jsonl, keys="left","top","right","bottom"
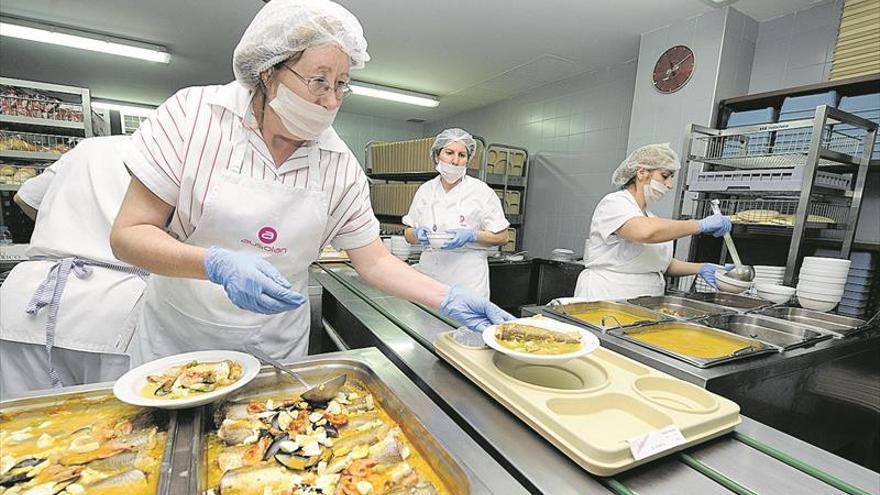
{"left": 644, "top": 179, "right": 670, "bottom": 202}
{"left": 268, "top": 83, "right": 338, "bottom": 140}
{"left": 436, "top": 160, "right": 467, "bottom": 184}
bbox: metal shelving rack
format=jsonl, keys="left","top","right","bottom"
{"left": 673, "top": 105, "right": 877, "bottom": 285}
{"left": 0, "top": 77, "right": 96, "bottom": 239}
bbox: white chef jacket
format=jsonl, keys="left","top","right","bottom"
{"left": 402, "top": 175, "right": 509, "bottom": 297}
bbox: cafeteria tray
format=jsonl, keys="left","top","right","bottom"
{"left": 610, "top": 321, "right": 777, "bottom": 368}
{"left": 435, "top": 331, "right": 740, "bottom": 476}
{"left": 683, "top": 292, "right": 773, "bottom": 312}
{"left": 198, "top": 357, "right": 469, "bottom": 495}
{"left": 545, "top": 300, "right": 672, "bottom": 331}
{"left": 626, "top": 295, "right": 736, "bottom": 320}
{"left": 751, "top": 307, "right": 869, "bottom": 338}
{"left": 0, "top": 388, "right": 178, "bottom": 495}
{"left": 699, "top": 314, "right": 834, "bottom": 351}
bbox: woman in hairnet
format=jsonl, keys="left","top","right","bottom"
{"left": 574, "top": 143, "right": 733, "bottom": 301}
{"left": 110, "top": 0, "right": 512, "bottom": 366}
{"left": 403, "top": 128, "right": 509, "bottom": 297}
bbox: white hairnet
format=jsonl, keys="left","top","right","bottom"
{"left": 233, "top": 0, "right": 370, "bottom": 89}
{"left": 611, "top": 143, "right": 680, "bottom": 186}
{"left": 431, "top": 128, "right": 477, "bottom": 161}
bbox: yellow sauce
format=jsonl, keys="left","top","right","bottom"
{"left": 0, "top": 396, "right": 167, "bottom": 495}
{"left": 629, "top": 326, "right": 753, "bottom": 359}
{"left": 569, "top": 309, "right": 658, "bottom": 327}
{"left": 139, "top": 360, "right": 243, "bottom": 400}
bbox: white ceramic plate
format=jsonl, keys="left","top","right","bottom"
{"left": 113, "top": 350, "right": 261, "bottom": 410}
{"left": 483, "top": 316, "right": 599, "bottom": 365}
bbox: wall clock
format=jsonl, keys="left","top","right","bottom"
{"left": 652, "top": 45, "right": 695, "bottom": 94}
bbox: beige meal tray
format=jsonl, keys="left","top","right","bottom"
{"left": 435, "top": 331, "right": 741, "bottom": 476}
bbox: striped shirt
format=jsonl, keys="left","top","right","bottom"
{"left": 124, "top": 81, "right": 379, "bottom": 250}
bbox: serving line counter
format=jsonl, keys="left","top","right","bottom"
{"left": 312, "top": 262, "right": 880, "bottom": 495}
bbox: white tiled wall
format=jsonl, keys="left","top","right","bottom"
{"left": 748, "top": 0, "right": 843, "bottom": 94}
{"left": 333, "top": 111, "right": 425, "bottom": 166}
{"left": 425, "top": 61, "right": 638, "bottom": 258}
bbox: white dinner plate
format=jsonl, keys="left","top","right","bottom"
{"left": 113, "top": 350, "right": 261, "bottom": 410}
{"left": 483, "top": 316, "right": 599, "bottom": 365}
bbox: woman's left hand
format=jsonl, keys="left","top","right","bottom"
{"left": 442, "top": 228, "right": 477, "bottom": 250}
{"left": 698, "top": 263, "right": 735, "bottom": 289}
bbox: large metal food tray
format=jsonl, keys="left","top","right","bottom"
{"left": 683, "top": 292, "right": 773, "bottom": 312}
{"left": 611, "top": 321, "right": 777, "bottom": 368}
{"left": 700, "top": 314, "right": 834, "bottom": 351}
{"left": 752, "top": 307, "right": 869, "bottom": 338}
{"left": 435, "top": 331, "right": 741, "bottom": 476}
{"left": 198, "top": 358, "right": 470, "bottom": 495}
{"left": 626, "top": 295, "right": 736, "bottom": 320}
{"left": 545, "top": 300, "right": 672, "bottom": 331}
{"left": 0, "top": 388, "right": 179, "bottom": 494}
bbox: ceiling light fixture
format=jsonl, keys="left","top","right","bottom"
{"left": 699, "top": 0, "right": 739, "bottom": 7}
{"left": 91, "top": 101, "right": 156, "bottom": 117}
{"left": 349, "top": 81, "right": 439, "bottom": 108}
{"left": 0, "top": 17, "right": 170, "bottom": 63}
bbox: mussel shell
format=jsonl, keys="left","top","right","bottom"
{"left": 324, "top": 423, "right": 339, "bottom": 438}
{"left": 262, "top": 433, "right": 288, "bottom": 461}
{"left": 274, "top": 453, "right": 314, "bottom": 471}
{"left": 0, "top": 471, "right": 30, "bottom": 487}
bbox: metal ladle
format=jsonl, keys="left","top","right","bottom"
{"left": 246, "top": 344, "right": 346, "bottom": 403}
{"left": 710, "top": 200, "right": 755, "bottom": 282}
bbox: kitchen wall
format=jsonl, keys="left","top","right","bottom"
{"left": 333, "top": 111, "right": 425, "bottom": 165}
{"left": 748, "top": 0, "right": 843, "bottom": 94}
{"left": 425, "top": 61, "right": 638, "bottom": 258}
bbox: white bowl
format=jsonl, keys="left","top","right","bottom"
{"left": 483, "top": 316, "right": 599, "bottom": 365}
{"left": 715, "top": 270, "right": 752, "bottom": 293}
{"left": 427, "top": 233, "right": 453, "bottom": 249}
{"left": 114, "top": 350, "right": 261, "bottom": 410}
{"left": 796, "top": 280, "right": 846, "bottom": 292}
{"left": 755, "top": 284, "right": 795, "bottom": 304}
{"left": 799, "top": 267, "right": 851, "bottom": 279}
{"left": 802, "top": 257, "right": 852, "bottom": 269}
{"left": 754, "top": 265, "right": 786, "bottom": 273}
{"left": 797, "top": 294, "right": 839, "bottom": 312}
{"left": 797, "top": 286, "right": 845, "bottom": 300}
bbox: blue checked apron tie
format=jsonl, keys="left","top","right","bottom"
{"left": 25, "top": 257, "right": 149, "bottom": 388}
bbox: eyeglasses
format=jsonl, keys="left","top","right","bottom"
{"left": 282, "top": 65, "right": 352, "bottom": 99}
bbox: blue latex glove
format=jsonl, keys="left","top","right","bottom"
{"left": 204, "top": 246, "right": 306, "bottom": 314}
{"left": 439, "top": 286, "right": 515, "bottom": 332}
{"left": 698, "top": 263, "right": 735, "bottom": 290}
{"left": 414, "top": 226, "right": 431, "bottom": 246}
{"left": 697, "top": 214, "right": 733, "bottom": 238}
{"left": 442, "top": 228, "right": 477, "bottom": 250}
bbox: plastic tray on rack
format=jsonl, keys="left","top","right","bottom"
{"left": 689, "top": 166, "right": 852, "bottom": 192}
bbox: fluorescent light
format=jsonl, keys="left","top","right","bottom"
{"left": 0, "top": 18, "right": 170, "bottom": 63}
{"left": 91, "top": 101, "right": 156, "bottom": 117}
{"left": 349, "top": 81, "right": 439, "bottom": 108}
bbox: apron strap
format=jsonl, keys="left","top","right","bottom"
{"left": 25, "top": 257, "right": 149, "bottom": 388}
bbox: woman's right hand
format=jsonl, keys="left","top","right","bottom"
{"left": 204, "top": 246, "right": 306, "bottom": 314}
{"left": 697, "top": 213, "right": 732, "bottom": 238}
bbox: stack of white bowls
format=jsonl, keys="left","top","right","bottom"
{"left": 796, "top": 257, "right": 851, "bottom": 312}
{"left": 753, "top": 265, "right": 785, "bottom": 286}
{"left": 390, "top": 236, "right": 411, "bottom": 260}
{"left": 550, "top": 248, "right": 575, "bottom": 262}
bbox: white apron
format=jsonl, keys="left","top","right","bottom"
{"left": 130, "top": 128, "right": 327, "bottom": 366}
{"left": 414, "top": 194, "right": 490, "bottom": 298}
{"left": 573, "top": 240, "right": 673, "bottom": 302}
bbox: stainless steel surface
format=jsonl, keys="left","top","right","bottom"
{"left": 316, "top": 265, "right": 880, "bottom": 494}
{"left": 200, "top": 355, "right": 471, "bottom": 495}
{"left": 627, "top": 295, "right": 736, "bottom": 320}
{"left": 612, "top": 321, "right": 776, "bottom": 368}
{"left": 684, "top": 291, "right": 772, "bottom": 311}
{"left": 700, "top": 314, "right": 833, "bottom": 351}
{"left": 754, "top": 306, "right": 868, "bottom": 337}
{"left": 246, "top": 343, "right": 346, "bottom": 402}
{"left": 545, "top": 300, "right": 671, "bottom": 331}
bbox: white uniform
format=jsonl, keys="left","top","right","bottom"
{"left": 124, "top": 82, "right": 379, "bottom": 366}
{"left": 574, "top": 190, "right": 672, "bottom": 301}
{"left": 0, "top": 136, "right": 146, "bottom": 395}
{"left": 402, "top": 175, "right": 509, "bottom": 298}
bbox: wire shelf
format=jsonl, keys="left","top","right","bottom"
{"left": 0, "top": 94, "right": 84, "bottom": 123}
{"left": 691, "top": 126, "right": 864, "bottom": 169}
{"left": 693, "top": 197, "right": 850, "bottom": 228}
{"left": 0, "top": 129, "right": 81, "bottom": 154}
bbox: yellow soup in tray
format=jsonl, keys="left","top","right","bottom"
{"left": 568, "top": 309, "right": 658, "bottom": 328}
{"left": 205, "top": 381, "right": 451, "bottom": 495}
{"left": 627, "top": 326, "right": 755, "bottom": 359}
{"left": 0, "top": 396, "right": 167, "bottom": 495}
{"left": 140, "top": 359, "right": 244, "bottom": 400}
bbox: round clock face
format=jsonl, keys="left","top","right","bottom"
{"left": 652, "top": 45, "right": 695, "bottom": 94}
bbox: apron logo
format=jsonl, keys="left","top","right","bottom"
{"left": 258, "top": 226, "right": 278, "bottom": 244}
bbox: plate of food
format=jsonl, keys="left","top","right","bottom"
{"left": 483, "top": 315, "right": 600, "bottom": 365}
{"left": 114, "top": 350, "right": 261, "bottom": 409}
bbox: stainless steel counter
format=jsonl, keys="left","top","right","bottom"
{"left": 313, "top": 263, "right": 880, "bottom": 495}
